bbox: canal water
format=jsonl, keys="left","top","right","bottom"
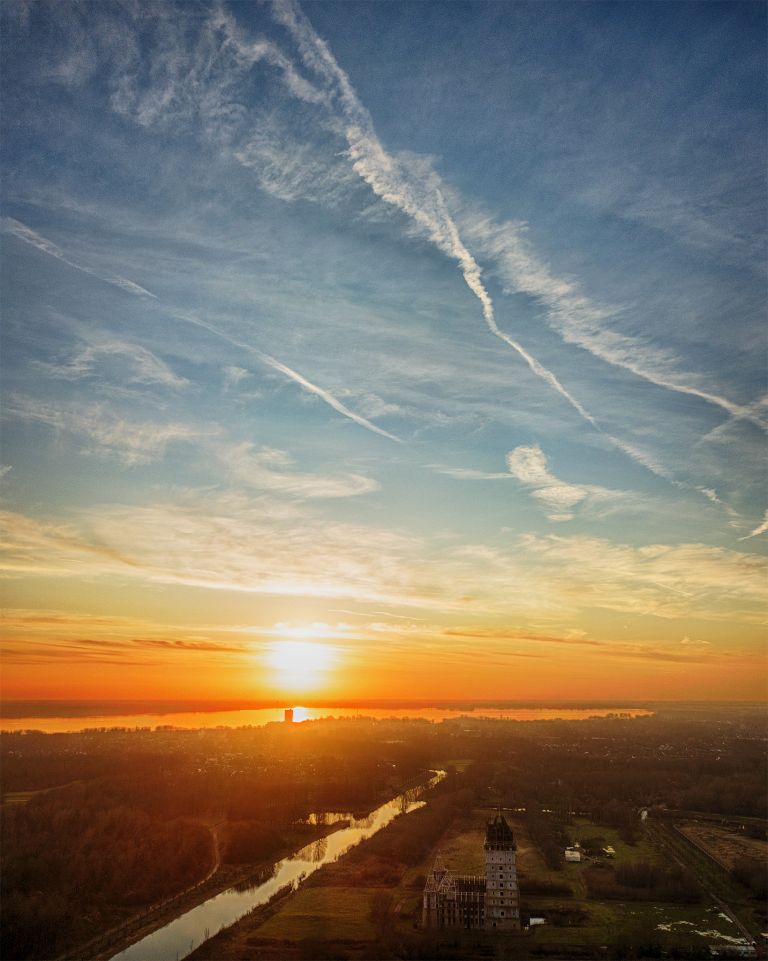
{"left": 108, "top": 773, "right": 445, "bottom": 961}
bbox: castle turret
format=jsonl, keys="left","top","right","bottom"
{"left": 483, "top": 812, "right": 520, "bottom": 930}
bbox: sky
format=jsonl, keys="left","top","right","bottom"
{"left": 1, "top": 0, "right": 766, "bottom": 703}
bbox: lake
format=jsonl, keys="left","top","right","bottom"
{"left": 0, "top": 704, "right": 653, "bottom": 733}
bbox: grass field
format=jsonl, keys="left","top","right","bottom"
{"left": 256, "top": 886, "right": 378, "bottom": 942}
{"left": 192, "top": 805, "right": 761, "bottom": 959}
{"left": 432, "top": 810, "right": 487, "bottom": 875}
{"left": 568, "top": 818, "right": 661, "bottom": 865}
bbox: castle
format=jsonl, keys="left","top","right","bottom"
{"left": 422, "top": 812, "right": 520, "bottom": 931}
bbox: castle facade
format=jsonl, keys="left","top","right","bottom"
{"left": 422, "top": 812, "right": 520, "bottom": 931}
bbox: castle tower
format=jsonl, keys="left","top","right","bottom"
{"left": 422, "top": 855, "right": 448, "bottom": 927}
{"left": 484, "top": 812, "right": 520, "bottom": 930}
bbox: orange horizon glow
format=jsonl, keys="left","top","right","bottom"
{"left": 1, "top": 608, "right": 766, "bottom": 704}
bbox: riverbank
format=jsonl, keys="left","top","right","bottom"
{"left": 87, "top": 821, "right": 349, "bottom": 961}
{"left": 100, "top": 774, "right": 444, "bottom": 961}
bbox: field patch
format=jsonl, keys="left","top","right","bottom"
{"left": 256, "top": 886, "right": 378, "bottom": 942}
{"left": 678, "top": 821, "right": 768, "bottom": 870}
{"left": 433, "top": 812, "right": 486, "bottom": 875}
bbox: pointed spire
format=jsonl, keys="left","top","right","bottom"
{"left": 485, "top": 811, "right": 515, "bottom": 850}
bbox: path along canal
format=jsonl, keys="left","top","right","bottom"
{"left": 108, "top": 771, "right": 445, "bottom": 961}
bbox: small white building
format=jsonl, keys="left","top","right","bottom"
{"left": 564, "top": 847, "right": 582, "bottom": 863}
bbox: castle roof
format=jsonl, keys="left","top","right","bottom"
{"left": 485, "top": 812, "right": 515, "bottom": 850}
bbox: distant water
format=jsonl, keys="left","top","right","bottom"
{"left": 0, "top": 704, "right": 652, "bottom": 733}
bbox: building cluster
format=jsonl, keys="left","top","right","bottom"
{"left": 422, "top": 812, "right": 521, "bottom": 931}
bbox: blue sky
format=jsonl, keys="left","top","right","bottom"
{"left": 1, "top": 1, "right": 766, "bottom": 700}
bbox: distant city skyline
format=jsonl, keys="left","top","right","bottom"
{"left": 1, "top": 1, "right": 766, "bottom": 702}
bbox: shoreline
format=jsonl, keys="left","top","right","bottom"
{"left": 56, "top": 821, "right": 349, "bottom": 961}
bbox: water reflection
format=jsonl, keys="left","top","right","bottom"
{"left": 108, "top": 772, "right": 445, "bottom": 961}
{"left": 305, "top": 809, "right": 374, "bottom": 828}
{"left": 1, "top": 705, "right": 653, "bottom": 734}
{"left": 303, "top": 836, "right": 328, "bottom": 863}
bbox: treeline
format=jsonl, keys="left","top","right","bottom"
{"left": 480, "top": 716, "right": 768, "bottom": 820}
{"left": 731, "top": 856, "right": 768, "bottom": 900}
{"left": 524, "top": 813, "right": 570, "bottom": 871}
{"left": 0, "top": 724, "right": 436, "bottom": 960}
{"left": 585, "top": 861, "right": 701, "bottom": 902}
{"left": 308, "top": 783, "right": 474, "bottom": 890}
{"left": 1, "top": 786, "right": 212, "bottom": 959}
{"left": 225, "top": 756, "right": 391, "bottom": 822}
{"left": 678, "top": 775, "right": 767, "bottom": 819}
{"left": 223, "top": 819, "right": 324, "bottom": 864}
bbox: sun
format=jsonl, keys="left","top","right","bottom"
{"left": 265, "top": 640, "right": 336, "bottom": 693}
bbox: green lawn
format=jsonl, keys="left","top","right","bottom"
{"left": 569, "top": 818, "right": 661, "bottom": 864}
{"left": 256, "top": 886, "right": 378, "bottom": 941}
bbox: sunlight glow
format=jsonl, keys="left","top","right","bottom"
{"left": 266, "top": 640, "right": 336, "bottom": 692}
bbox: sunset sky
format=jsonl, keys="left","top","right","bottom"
{"left": 1, "top": 0, "right": 766, "bottom": 703}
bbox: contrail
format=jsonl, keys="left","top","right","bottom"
{"left": 259, "top": 354, "right": 401, "bottom": 442}
{"left": 3, "top": 217, "right": 156, "bottom": 299}
{"left": 174, "top": 312, "right": 400, "bottom": 443}
{"left": 271, "top": 1, "right": 749, "bottom": 502}
{"left": 8, "top": 209, "right": 399, "bottom": 443}
{"left": 271, "top": 1, "right": 614, "bottom": 438}
{"left": 468, "top": 218, "right": 767, "bottom": 430}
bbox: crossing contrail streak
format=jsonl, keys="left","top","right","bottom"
{"left": 174, "top": 312, "right": 401, "bottom": 443}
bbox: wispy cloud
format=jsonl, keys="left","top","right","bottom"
{"left": 4, "top": 395, "right": 208, "bottom": 465}
{"left": 270, "top": 0, "right": 602, "bottom": 434}
{"left": 2, "top": 492, "right": 765, "bottom": 626}
{"left": 37, "top": 329, "right": 187, "bottom": 388}
{"left": 459, "top": 209, "right": 767, "bottom": 430}
{"left": 517, "top": 532, "right": 768, "bottom": 622}
{"left": 5, "top": 391, "right": 380, "bottom": 496}
{"left": 2, "top": 217, "right": 157, "bottom": 298}
{"left": 264, "top": 0, "right": 752, "bottom": 492}
{"left": 217, "top": 441, "right": 379, "bottom": 498}
{"left": 441, "top": 626, "right": 728, "bottom": 665}
{"left": 739, "top": 509, "right": 768, "bottom": 541}
{"left": 435, "top": 444, "right": 634, "bottom": 522}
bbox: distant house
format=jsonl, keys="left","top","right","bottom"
{"left": 564, "top": 847, "right": 582, "bottom": 862}
{"left": 602, "top": 845, "right": 616, "bottom": 858}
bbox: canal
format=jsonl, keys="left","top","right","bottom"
{"left": 108, "top": 771, "right": 445, "bottom": 961}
